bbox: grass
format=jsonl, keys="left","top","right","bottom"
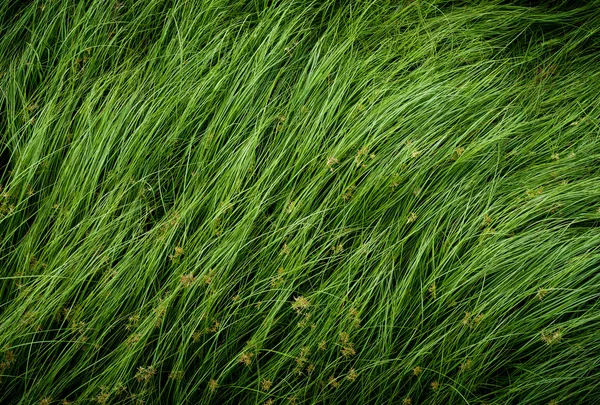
{"left": 1, "top": 0, "right": 599, "bottom": 404}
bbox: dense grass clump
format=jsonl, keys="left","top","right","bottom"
{"left": 1, "top": 0, "right": 600, "bottom": 404}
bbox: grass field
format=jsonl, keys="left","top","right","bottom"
{"left": 1, "top": 0, "right": 600, "bottom": 404}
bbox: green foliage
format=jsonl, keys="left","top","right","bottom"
{"left": 1, "top": 1, "right": 599, "bottom": 404}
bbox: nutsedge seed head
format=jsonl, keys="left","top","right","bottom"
{"left": 208, "top": 379, "right": 219, "bottom": 392}
{"left": 200, "top": 269, "right": 215, "bottom": 285}
{"left": 331, "top": 243, "right": 344, "bottom": 254}
{"left": 180, "top": 273, "right": 196, "bottom": 287}
{"left": 239, "top": 352, "right": 254, "bottom": 366}
{"left": 96, "top": 387, "right": 110, "bottom": 404}
{"left": 428, "top": 283, "right": 437, "bottom": 299}
{"left": 327, "top": 156, "right": 339, "bottom": 170}
{"left": 341, "top": 343, "right": 356, "bottom": 358}
{"left": 537, "top": 288, "right": 549, "bottom": 300}
{"left": 483, "top": 214, "right": 492, "bottom": 226}
{"left": 260, "top": 379, "right": 272, "bottom": 391}
{"left": 291, "top": 296, "right": 310, "bottom": 314}
{"left": 459, "top": 359, "right": 472, "bottom": 372}
{"left": 135, "top": 365, "right": 156, "bottom": 382}
{"left": 541, "top": 329, "right": 562, "bottom": 345}
{"left": 473, "top": 313, "right": 484, "bottom": 325}
{"left": 462, "top": 312, "right": 471, "bottom": 326}
{"left": 407, "top": 212, "right": 417, "bottom": 224}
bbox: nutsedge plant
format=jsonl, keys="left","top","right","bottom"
{"left": 1, "top": 0, "right": 600, "bottom": 404}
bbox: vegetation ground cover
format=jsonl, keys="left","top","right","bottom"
{"left": 1, "top": 0, "right": 599, "bottom": 404}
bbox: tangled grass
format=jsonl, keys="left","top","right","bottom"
{"left": 1, "top": 0, "right": 600, "bottom": 404}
